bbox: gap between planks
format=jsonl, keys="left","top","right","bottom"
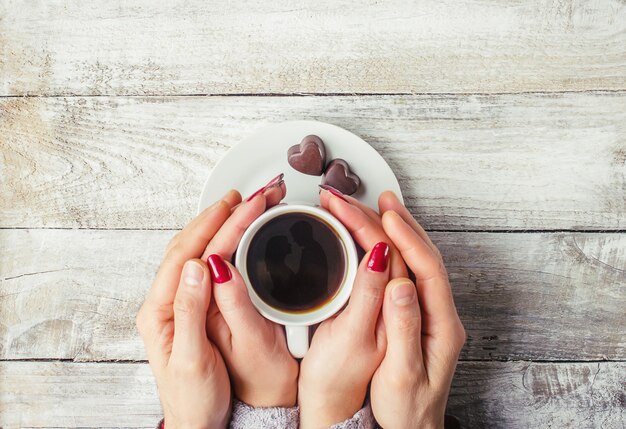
{"left": 1, "top": 89, "right": 625, "bottom": 99}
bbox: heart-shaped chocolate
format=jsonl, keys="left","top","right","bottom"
{"left": 287, "top": 135, "right": 326, "bottom": 176}
{"left": 322, "top": 159, "right": 361, "bottom": 195}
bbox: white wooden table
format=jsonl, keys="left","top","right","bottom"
{"left": 1, "top": 1, "right": 625, "bottom": 428}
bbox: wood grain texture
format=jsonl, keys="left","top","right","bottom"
{"left": 0, "top": 362, "right": 161, "bottom": 429}
{"left": 0, "top": 361, "right": 624, "bottom": 428}
{"left": 1, "top": 0, "right": 625, "bottom": 96}
{"left": 448, "top": 361, "right": 626, "bottom": 429}
{"left": 2, "top": 93, "right": 625, "bottom": 230}
{"left": 1, "top": 229, "right": 624, "bottom": 361}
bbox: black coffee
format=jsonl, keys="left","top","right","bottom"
{"left": 247, "top": 213, "right": 345, "bottom": 313}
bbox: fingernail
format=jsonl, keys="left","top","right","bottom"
{"left": 267, "top": 179, "right": 285, "bottom": 193}
{"left": 246, "top": 173, "right": 284, "bottom": 202}
{"left": 207, "top": 254, "right": 232, "bottom": 284}
{"left": 182, "top": 261, "right": 204, "bottom": 287}
{"left": 367, "top": 242, "right": 390, "bottom": 272}
{"left": 392, "top": 281, "right": 415, "bottom": 306}
{"left": 319, "top": 184, "right": 347, "bottom": 202}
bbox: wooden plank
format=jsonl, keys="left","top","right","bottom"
{"left": 447, "top": 362, "right": 626, "bottom": 429}
{"left": 1, "top": 1, "right": 625, "bottom": 96}
{"left": 444, "top": 232, "right": 626, "bottom": 361}
{"left": 0, "top": 361, "right": 161, "bottom": 429}
{"left": 1, "top": 229, "right": 624, "bottom": 361}
{"left": 2, "top": 93, "right": 625, "bottom": 230}
{"left": 0, "top": 361, "right": 624, "bottom": 428}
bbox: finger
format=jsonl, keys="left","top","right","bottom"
{"left": 231, "top": 181, "right": 286, "bottom": 212}
{"left": 165, "top": 189, "right": 241, "bottom": 255}
{"left": 319, "top": 186, "right": 381, "bottom": 230}
{"left": 170, "top": 259, "right": 212, "bottom": 362}
{"left": 232, "top": 173, "right": 285, "bottom": 210}
{"left": 319, "top": 187, "right": 382, "bottom": 226}
{"left": 326, "top": 194, "right": 407, "bottom": 278}
{"left": 136, "top": 303, "right": 172, "bottom": 373}
{"left": 205, "top": 301, "right": 232, "bottom": 355}
{"left": 382, "top": 277, "right": 425, "bottom": 378}
{"left": 382, "top": 210, "right": 459, "bottom": 334}
{"left": 188, "top": 190, "right": 241, "bottom": 232}
{"left": 203, "top": 184, "right": 285, "bottom": 348}
{"left": 375, "top": 307, "right": 386, "bottom": 351}
{"left": 345, "top": 242, "right": 390, "bottom": 336}
{"left": 206, "top": 254, "right": 268, "bottom": 348}
{"left": 264, "top": 181, "right": 287, "bottom": 209}
{"left": 223, "top": 189, "right": 243, "bottom": 207}
{"left": 163, "top": 189, "right": 239, "bottom": 266}
{"left": 378, "top": 191, "right": 438, "bottom": 255}
{"left": 179, "top": 190, "right": 241, "bottom": 240}
{"left": 346, "top": 197, "right": 382, "bottom": 225}
{"left": 148, "top": 199, "right": 232, "bottom": 307}
{"left": 201, "top": 194, "right": 268, "bottom": 261}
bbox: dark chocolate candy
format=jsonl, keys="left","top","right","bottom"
{"left": 322, "top": 159, "right": 360, "bottom": 195}
{"left": 287, "top": 135, "right": 326, "bottom": 176}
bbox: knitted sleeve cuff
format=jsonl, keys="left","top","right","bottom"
{"left": 157, "top": 400, "right": 375, "bottom": 429}
{"left": 229, "top": 399, "right": 300, "bottom": 429}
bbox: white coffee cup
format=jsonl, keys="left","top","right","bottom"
{"left": 235, "top": 203, "right": 358, "bottom": 358}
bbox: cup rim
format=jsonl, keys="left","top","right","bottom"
{"left": 235, "top": 204, "right": 358, "bottom": 326}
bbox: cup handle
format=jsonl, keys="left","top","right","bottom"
{"left": 285, "top": 325, "right": 309, "bottom": 358}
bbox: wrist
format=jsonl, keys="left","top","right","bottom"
{"left": 271, "top": 389, "right": 298, "bottom": 408}
{"left": 240, "top": 392, "right": 297, "bottom": 408}
{"left": 236, "top": 382, "right": 297, "bottom": 408}
{"left": 299, "top": 394, "right": 364, "bottom": 429}
{"left": 163, "top": 411, "right": 229, "bottom": 429}
{"left": 270, "top": 377, "right": 299, "bottom": 407}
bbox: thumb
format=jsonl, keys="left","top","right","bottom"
{"left": 207, "top": 254, "right": 266, "bottom": 344}
{"left": 383, "top": 278, "right": 425, "bottom": 377}
{"left": 170, "top": 259, "right": 212, "bottom": 362}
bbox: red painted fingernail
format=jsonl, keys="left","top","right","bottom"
{"left": 319, "top": 184, "right": 347, "bottom": 202}
{"left": 246, "top": 173, "right": 284, "bottom": 202}
{"left": 367, "top": 242, "right": 390, "bottom": 272}
{"left": 207, "top": 254, "right": 232, "bottom": 284}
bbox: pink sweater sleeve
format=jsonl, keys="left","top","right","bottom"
{"left": 157, "top": 401, "right": 376, "bottom": 428}
{"left": 228, "top": 399, "right": 375, "bottom": 429}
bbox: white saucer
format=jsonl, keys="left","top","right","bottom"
{"left": 198, "top": 120, "right": 403, "bottom": 212}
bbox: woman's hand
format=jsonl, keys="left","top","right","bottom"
{"left": 202, "top": 178, "right": 299, "bottom": 408}
{"left": 298, "top": 241, "right": 390, "bottom": 429}
{"left": 206, "top": 253, "right": 299, "bottom": 407}
{"left": 370, "top": 192, "right": 466, "bottom": 429}
{"left": 318, "top": 186, "right": 408, "bottom": 280}
{"left": 136, "top": 176, "right": 294, "bottom": 428}
{"left": 136, "top": 190, "right": 242, "bottom": 429}
{"left": 297, "top": 188, "right": 405, "bottom": 429}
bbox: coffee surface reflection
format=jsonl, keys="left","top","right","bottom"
{"left": 247, "top": 213, "right": 345, "bottom": 312}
